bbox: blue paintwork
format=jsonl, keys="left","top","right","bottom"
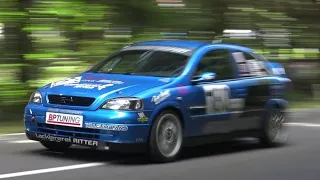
{"left": 24, "top": 40, "right": 291, "bottom": 148}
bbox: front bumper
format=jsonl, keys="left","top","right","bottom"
{"left": 25, "top": 130, "right": 147, "bottom": 153}
{"left": 24, "top": 104, "right": 152, "bottom": 152}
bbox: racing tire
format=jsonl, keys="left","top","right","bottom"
{"left": 148, "top": 110, "right": 183, "bottom": 163}
{"left": 259, "top": 108, "right": 289, "bottom": 147}
{"left": 40, "top": 141, "right": 72, "bottom": 152}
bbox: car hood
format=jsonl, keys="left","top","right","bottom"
{"left": 43, "top": 72, "right": 172, "bottom": 101}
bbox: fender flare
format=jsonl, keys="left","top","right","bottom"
{"left": 264, "top": 98, "right": 288, "bottom": 110}
{"left": 263, "top": 98, "right": 289, "bottom": 120}
{"left": 148, "top": 100, "right": 190, "bottom": 133}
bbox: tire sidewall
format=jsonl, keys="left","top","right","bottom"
{"left": 261, "top": 108, "right": 289, "bottom": 146}
{"left": 148, "top": 110, "right": 183, "bottom": 163}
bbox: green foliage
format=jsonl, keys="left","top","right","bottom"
{"left": 0, "top": 0, "right": 319, "bottom": 111}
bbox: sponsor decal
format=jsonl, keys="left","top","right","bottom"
{"left": 203, "top": 85, "right": 230, "bottom": 113}
{"left": 35, "top": 134, "right": 98, "bottom": 146}
{"left": 96, "top": 79, "right": 124, "bottom": 84}
{"left": 232, "top": 52, "right": 268, "bottom": 77}
{"left": 81, "top": 79, "right": 124, "bottom": 84}
{"left": 72, "top": 138, "right": 98, "bottom": 146}
{"left": 151, "top": 90, "right": 171, "bottom": 105}
{"left": 137, "top": 112, "right": 148, "bottom": 122}
{"left": 45, "top": 112, "right": 83, "bottom": 128}
{"left": 50, "top": 76, "right": 123, "bottom": 90}
{"left": 35, "top": 134, "right": 72, "bottom": 143}
{"left": 63, "top": 83, "right": 114, "bottom": 90}
{"left": 84, "top": 122, "right": 128, "bottom": 131}
{"left": 50, "top": 76, "right": 82, "bottom": 88}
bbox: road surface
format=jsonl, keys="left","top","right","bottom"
{"left": 0, "top": 109, "right": 319, "bottom": 180}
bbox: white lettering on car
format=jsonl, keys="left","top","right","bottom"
{"left": 46, "top": 112, "right": 83, "bottom": 127}
{"left": 84, "top": 123, "right": 128, "bottom": 131}
{"left": 35, "top": 134, "right": 99, "bottom": 147}
{"left": 50, "top": 76, "right": 124, "bottom": 90}
{"left": 151, "top": 90, "right": 171, "bottom": 105}
{"left": 50, "top": 76, "right": 82, "bottom": 88}
{"left": 63, "top": 83, "right": 115, "bottom": 90}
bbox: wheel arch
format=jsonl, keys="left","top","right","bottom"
{"left": 148, "top": 101, "right": 189, "bottom": 136}
{"left": 264, "top": 98, "right": 288, "bottom": 110}
{"left": 263, "top": 98, "right": 289, "bottom": 121}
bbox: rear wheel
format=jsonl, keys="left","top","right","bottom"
{"left": 149, "top": 111, "right": 183, "bottom": 163}
{"left": 40, "top": 141, "right": 72, "bottom": 152}
{"left": 259, "top": 108, "right": 289, "bottom": 147}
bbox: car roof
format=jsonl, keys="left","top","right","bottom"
{"left": 130, "top": 40, "right": 253, "bottom": 53}
{"left": 131, "top": 40, "right": 210, "bottom": 49}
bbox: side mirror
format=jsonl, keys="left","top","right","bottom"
{"left": 192, "top": 72, "right": 216, "bottom": 84}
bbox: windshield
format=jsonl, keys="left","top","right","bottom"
{"left": 88, "top": 49, "right": 190, "bottom": 77}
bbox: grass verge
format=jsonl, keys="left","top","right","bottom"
{"left": 289, "top": 100, "right": 320, "bottom": 109}
{"left": 0, "top": 121, "right": 25, "bottom": 134}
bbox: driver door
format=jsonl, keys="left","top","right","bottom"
{"left": 189, "top": 49, "right": 244, "bottom": 136}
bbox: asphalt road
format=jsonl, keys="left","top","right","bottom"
{"left": 0, "top": 109, "right": 320, "bottom": 180}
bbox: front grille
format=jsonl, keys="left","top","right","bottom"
{"left": 47, "top": 95, "right": 95, "bottom": 106}
{"left": 37, "top": 123, "right": 100, "bottom": 139}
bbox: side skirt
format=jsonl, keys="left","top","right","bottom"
{"left": 183, "top": 130, "right": 261, "bottom": 147}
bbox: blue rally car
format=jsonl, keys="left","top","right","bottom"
{"left": 25, "top": 40, "right": 291, "bottom": 162}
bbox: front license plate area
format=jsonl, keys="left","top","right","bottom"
{"left": 45, "top": 112, "right": 83, "bottom": 128}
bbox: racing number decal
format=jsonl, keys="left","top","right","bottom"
{"left": 232, "top": 52, "right": 267, "bottom": 77}
{"left": 203, "top": 85, "right": 230, "bottom": 114}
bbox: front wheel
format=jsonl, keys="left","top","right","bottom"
{"left": 149, "top": 111, "right": 183, "bottom": 163}
{"left": 259, "top": 108, "right": 289, "bottom": 147}
{"left": 40, "top": 141, "right": 72, "bottom": 152}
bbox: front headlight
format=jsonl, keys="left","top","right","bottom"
{"left": 101, "top": 98, "right": 143, "bottom": 110}
{"left": 29, "top": 91, "right": 42, "bottom": 103}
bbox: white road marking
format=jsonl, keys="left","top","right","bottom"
{"left": 9, "top": 140, "right": 38, "bottom": 144}
{"left": 0, "top": 138, "right": 18, "bottom": 141}
{"left": 0, "top": 133, "right": 25, "bottom": 137}
{"left": 0, "top": 162, "right": 106, "bottom": 179}
{"left": 284, "top": 122, "right": 320, "bottom": 127}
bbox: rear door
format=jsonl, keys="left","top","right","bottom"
{"left": 188, "top": 49, "right": 245, "bottom": 136}
{"left": 229, "top": 50, "right": 272, "bottom": 131}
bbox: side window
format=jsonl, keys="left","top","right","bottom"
{"left": 231, "top": 51, "right": 268, "bottom": 77}
{"left": 194, "top": 50, "right": 234, "bottom": 81}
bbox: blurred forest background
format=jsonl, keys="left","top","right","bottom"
{"left": 0, "top": 0, "right": 319, "bottom": 122}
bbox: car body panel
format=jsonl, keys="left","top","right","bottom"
{"left": 24, "top": 40, "right": 291, "bottom": 152}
